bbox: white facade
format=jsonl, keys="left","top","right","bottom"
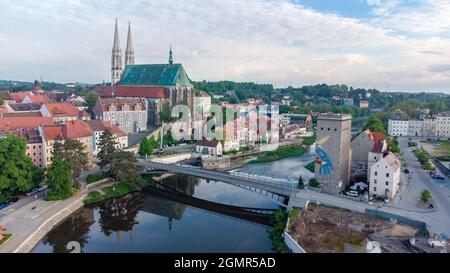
{"left": 223, "top": 139, "right": 240, "bottom": 152}
{"left": 92, "top": 130, "right": 128, "bottom": 155}
{"left": 389, "top": 114, "right": 450, "bottom": 138}
{"left": 368, "top": 152, "right": 401, "bottom": 201}
{"left": 388, "top": 119, "right": 408, "bottom": 137}
{"left": 196, "top": 142, "right": 223, "bottom": 156}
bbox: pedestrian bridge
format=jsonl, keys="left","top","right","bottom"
{"left": 139, "top": 160, "right": 299, "bottom": 206}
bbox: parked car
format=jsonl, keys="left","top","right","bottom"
{"left": 429, "top": 171, "right": 437, "bottom": 176}
{"left": 404, "top": 168, "right": 410, "bottom": 174}
{"left": 345, "top": 190, "right": 359, "bottom": 197}
{"left": 0, "top": 201, "right": 8, "bottom": 210}
{"left": 8, "top": 197, "right": 19, "bottom": 204}
{"left": 432, "top": 174, "right": 445, "bottom": 180}
{"left": 26, "top": 187, "right": 39, "bottom": 197}
{"left": 37, "top": 185, "right": 48, "bottom": 192}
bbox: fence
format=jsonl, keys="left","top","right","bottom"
{"left": 364, "top": 209, "right": 428, "bottom": 232}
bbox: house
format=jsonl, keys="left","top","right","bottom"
{"left": 351, "top": 130, "right": 386, "bottom": 171}
{"left": 281, "top": 96, "right": 291, "bottom": 106}
{"left": 39, "top": 120, "right": 93, "bottom": 168}
{"left": 359, "top": 100, "right": 369, "bottom": 109}
{"left": 368, "top": 152, "right": 401, "bottom": 201}
{"left": 343, "top": 98, "right": 354, "bottom": 106}
{"left": 14, "top": 128, "right": 45, "bottom": 167}
{"left": 87, "top": 120, "right": 128, "bottom": 155}
{"left": 40, "top": 103, "right": 90, "bottom": 123}
{"left": 0, "top": 117, "right": 54, "bottom": 133}
{"left": 5, "top": 103, "right": 42, "bottom": 113}
{"left": 196, "top": 139, "right": 223, "bottom": 156}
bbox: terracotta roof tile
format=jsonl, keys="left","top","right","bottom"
{"left": 0, "top": 117, "right": 54, "bottom": 132}
{"left": 94, "top": 85, "right": 170, "bottom": 98}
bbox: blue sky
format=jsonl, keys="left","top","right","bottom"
{"left": 0, "top": 0, "right": 450, "bottom": 92}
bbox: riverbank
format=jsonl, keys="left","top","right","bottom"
{"left": 248, "top": 145, "right": 306, "bottom": 164}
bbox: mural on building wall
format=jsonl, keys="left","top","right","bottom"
{"left": 315, "top": 136, "right": 334, "bottom": 175}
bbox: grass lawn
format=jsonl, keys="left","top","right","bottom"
{"left": 0, "top": 234, "right": 13, "bottom": 247}
{"left": 249, "top": 145, "right": 306, "bottom": 164}
{"left": 84, "top": 182, "right": 139, "bottom": 205}
{"left": 421, "top": 140, "right": 450, "bottom": 158}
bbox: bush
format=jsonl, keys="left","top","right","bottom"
{"left": 269, "top": 208, "right": 289, "bottom": 252}
{"left": 309, "top": 178, "right": 321, "bottom": 188}
{"left": 305, "top": 161, "right": 315, "bottom": 173}
{"left": 302, "top": 134, "right": 316, "bottom": 146}
{"left": 73, "top": 182, "right": 81, "bottom": 190}
{"left": 45, "top": 191, "right": 73, "bottom": 201}
{"left": 422, "top": 162, "right": 436, "bottom": 170}
{"left": 87, "top": 172, "right": 107, "bottom": 184}
{"left": 421, "top": 190, "right": 431, "bottom": 203}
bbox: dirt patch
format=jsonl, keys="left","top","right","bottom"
{"left": 288, "top": 204, "right": 421, "bottom": 253}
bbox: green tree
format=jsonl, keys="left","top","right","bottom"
{"left": 46, "top": 155, "right": 73, "bottom": 200}
{"left": 97, "top": 129, "right": 118, "bottom": 169}
{"left": 0, "top": 135, "right": 34, "bottom": 201}
{"left": 107, "top": 151, "right": 142, "bottom": 184}
{"left": 31, "top": 165, "right": 45, "bottom": 185}
{"left": 298, "top": 175, "right": 304, "bottom": 189}
{"left": 420, "top": 190, "right": 431, "bottom": 203}
{"left": 84, "top": 91, "right": 99, "bottom": 113}
{"left": 363, "top": 116, "right": 387, "bottom": 136}
{"left": 53, "top": 139, "right": 88, "bottom": 178}
{"left": 308, "top": 178, "right": 321, "bottom": 188}
{"left": 160, "top": 102, "right": 175, "bottom": 122}
{"left": 138, "top": 137, "right": 152, "bottom": 156}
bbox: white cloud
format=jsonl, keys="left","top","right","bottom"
{"left": 0, "top": 0, "right": 449, "bottom": 92}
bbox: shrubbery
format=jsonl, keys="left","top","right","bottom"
{"left": 87, "top": 172, "right": 108, "bottom": 184}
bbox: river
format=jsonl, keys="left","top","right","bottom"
{"left": 32, "top": 150, "right": 315, "bottom": 253}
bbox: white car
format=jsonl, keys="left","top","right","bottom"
{"left": 345, "top": 190, "right": 359, "bottom": 197}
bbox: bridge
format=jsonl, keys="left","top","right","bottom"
{"left": 138, "top": 160, "right": 299, "bottom": 206}
{"left": 143, "top": 181, "right": 277, "bottom": 226}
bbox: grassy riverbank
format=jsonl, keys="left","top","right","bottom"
{"left": 0, "top": 234, "right": 13, "bottom": 247}
{"left": 249, "top": 146, "right": 306, "bottom": 164}
{"left": 269, "top": 208, "right": 289, "bottom": 253}
{"left": 84, "top": 174, "right": 156, "bottom": 205}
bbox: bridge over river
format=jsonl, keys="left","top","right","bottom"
{"left": 138, "top": 160, "right": 299, "bottom": 206}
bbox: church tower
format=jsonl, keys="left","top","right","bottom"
{"left": 125, "top": 21, "right": 135, "bottom": 68}
{"left": 169, "top": 44, "right": 173, "bottom": 65}
{"left": 111, "top": 18, "right": 123, "bottom": 86}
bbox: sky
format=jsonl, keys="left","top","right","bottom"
{"left": 0, "top": 0, "right": 450, "bottom": 92}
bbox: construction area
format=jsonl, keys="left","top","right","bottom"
{"left": 287, "top": 203, "right": 447, "bottom": 253}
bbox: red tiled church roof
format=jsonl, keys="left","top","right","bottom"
{"left": 94, "top": 85, "right": 170, "bottom": 99}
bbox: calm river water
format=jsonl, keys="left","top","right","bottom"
{"left": 32, "top": 150, "right": 314, "bottom": 253}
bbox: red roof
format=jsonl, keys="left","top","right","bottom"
{"left": 197, "top": 139, "right": 220, "bottom": 148}
{"left": 0, "top": 117, "right": 54, "bottom": 132}
{"left": 43, "top": 103, "right": 89, "bottom": 117}
{"left": 94, "top": 85, "right": 170, "bottom": 99}
{"left": 26, "top": 94, "right": 50, "bottom": 103}
{"left": 384, "top": 152, "right": 401, "bottom": 172}
{"left": 87, "top": 120, "right": 126, "bottom": 137}
{"left": 369, "top": 131, "right": 385, "bottom": 142}
{"left": 43, "top": 120, "right": 92, "bottom": 141}
{"left": 4, "top": 92, "right": 30, "bottom": 103}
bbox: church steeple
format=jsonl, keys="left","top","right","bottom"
{"left": 168, "top": 44, "right": 173, "bottom": 65}
{"left": 125, "top": 21, "right": 135, "bottom": 68}
{"left": 111, "top": 18, "right": 123, "bottom": 86}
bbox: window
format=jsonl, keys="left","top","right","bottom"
{"left": 385, "top": 181, "right": 389, "bottom": 186}
{"left": 373, "top": 179, "right": 377, "bottom": 184}
{"left": 374, "top": 171, "right": 377, "bottom": 176}
{"left": 373, "top": 187, "right": 377, "bottom": 192}
{"left": 386, "top": 173, "right": 389, "bottom": 178}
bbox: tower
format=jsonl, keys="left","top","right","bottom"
{"left": 125, "top": 21, "right": 135, "bottom": 68}
{"left": 168, "top": 45, "right": 173, "bottom": 65}
{"left": 111, "top": 18, "right": 123, "bottom": 86}
{"left": 315, "top": 113, "right": 352, "bottom": 193}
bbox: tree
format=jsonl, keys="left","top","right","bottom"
{"left": 363, "top": 116, "right": 387, "bottom": 136}
{"left": 107, "top": 151, "right": 142, "bottom": 184}
{"left": 421, "top": 190, "right": 432, "bottom": 203}
{"left": 308, "top": 178, "right": 321, "bottom": 188}
{"left": 31, "top": 165, "right": 45, "bottom": 185}
{"left": 97, "top": 129, "right": 118, "bottom": 169}
{"left": 160, "top": 102, "right": 175, "bottom": 122}
{"left": 298, "top": 175, "right": 304, "bottom": 189}
{"left": 0, "top": 135, "right": 34, "bottom": 201}
{"left": 46, "top": 155, "right": 73, "bottom": 200}
{"left": 84, "top": 91, "right": 99, "bottom": 113}
{"left": 138, "top": 137, "right": 153, "bottom": 156}
{"left": 53, "top": 139, "right": 88, "bottom": 178}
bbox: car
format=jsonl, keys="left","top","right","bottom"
{"left": 429, "top": 171, "right": 437, "bottom": 176}
{"left": 0, "top": 201, "right": 8, "bottom": 210}
{"left": 8, "top": 197, "right": 19, "bottom": 204}
{"left": 26, "top": 187, "right": 39, "bottom": 197}
{"left": 37, "top": 185, "right": 48, "bottom": 192}
{"left": 404, "top": 168, "right": 410, "bottom": 174}
{"left": 345, "top": 190, "right": 359, "bottom": 197}
{"left": 432, "top": 174, "right": 445, "bottom": 180}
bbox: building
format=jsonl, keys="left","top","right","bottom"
{"left": 15, "top": 128, "right": 45, "bottom": 167}
{"left": 351, "top": 129, "right": 385, "bottom": 171}
{"left": 280, "top": 114, "right": 313, "bottom": 130}
{"left": 359, "top": 100, "right": 369, "bottom": 109}
{"left": 368, "top": 152, "right": 401, "bottom": 201}
{"left": 93, "top": 98, "right": 147, "bottom": 134}
{"left": 87, "top": 120, "right": 128, "bottom": 155}
{"left": 39, "top": 120, "right": 93, "bottom": 168}
{"left": 0, "top": 117, "right": 54, "bottom": 133}
{"left": 196, "top": 139, "right": 223, "bottom": 156}
{"left": 388, "top": 112, "right": 450, "bottom": 138}
{"left": 197, "top": 91, "right": 211, "bottom": 118}
{"left": 315, "top": 113, "right": 352, "bottom": 193}
{"left": 40, "top": 103, "right": 90, "bottom": 123}
{"left": 5, "top": 103, "right": 42, "bottom": 113}
{"left": 281, "top": 96, "right": 291, "bottom": 106}
{"left": 343, "top": 98, "right": 354, "bottom": 106}
{"left": 99, "top": 19, "right": 195, "bottom": 125}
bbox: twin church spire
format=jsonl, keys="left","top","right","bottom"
{"left": 111, "top": 19, "right": 174, "bottom": 86}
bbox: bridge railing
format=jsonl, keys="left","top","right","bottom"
{"left": 229, "top": 171, "right": 298, "bottom": 189}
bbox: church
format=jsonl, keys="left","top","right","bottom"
{"left": 95, "top": 19, "right": 195, "bottom": 125}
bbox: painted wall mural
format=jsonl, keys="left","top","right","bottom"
{"left": 315, "top": 136, "right": 334, "bottom": 175}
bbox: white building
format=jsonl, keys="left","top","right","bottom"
{"left": 388, "top": 119, "right": 408, "bottom": 137}
{"left": 388, "top": 112, "right": 450, "bottom": 138}
{"left": 196, "top": 140, "right": 223, "bottom": 156}
{"left": 368, "top": 152, "right": 401, "bottom": 201}
{"left": 87, "top": 120, "right": 128, "bottom": 155}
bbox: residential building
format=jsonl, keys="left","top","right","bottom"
{"left": 280, "top": 114, "right": 313, "bottom": 130}
{"left": 351, "top": 129, "right": 385, "bottom": 171}
{"left": 93, "top": 98, "right": 147, "bottom": 134}
{"left": 388, "top": 119, "right": 408, "bottom": 137}
{"left": 5, "top": 103, "right": 42, "bottom": 113}
{"left": 0, "top": 117, "right": 54, "bottom": 133}
{"left": 281, "top": 96, "right": 291, "bottom": 106}
{"left": 368, "top": 152, "right": 401, "bottom": 201}
{"left": 196, "top": 140, "right": 223, "bottom": 156}
{"left": 15, "top": 128, "right": 45, "bottom": 167}
{"left": 40, "top": 103, "right": 90, "bottom": 123}
{"left": 359, "top": 100, "right": 369, "bottom": 109}
{"left": 315, "top": 113, "right": 352, "bottom": 193}
{"left": 388, "top": 112, "right": 450, "bottom": 137}
{"left": 39, "top": 120, "right": 93, "bottom": 168}
{"left": 87, "top": 120, "right": 128, "bottom": 155}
